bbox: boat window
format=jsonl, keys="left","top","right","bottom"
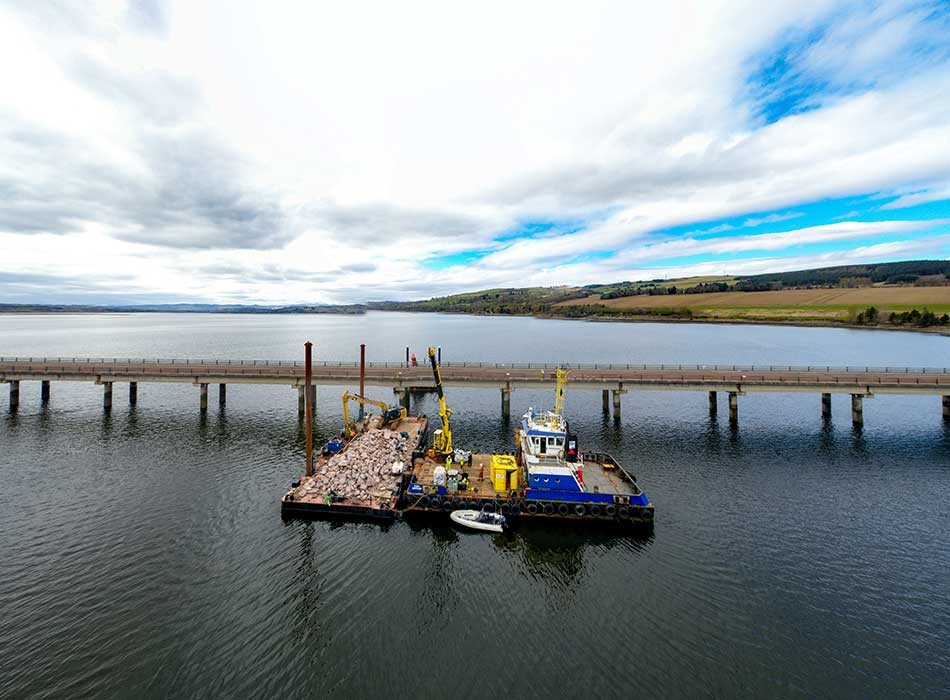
{"left": 539, "top": 439, "right": 546, "bottom": 454}
{"left": 555, "top": 478, "right": 560, "bottom": 484}
{"left": 543, "top": 477, "right": 549, "bottom": 483}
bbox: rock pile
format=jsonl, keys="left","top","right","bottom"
{"left": 302, "top": 429, "right": 412, "bottom": 502}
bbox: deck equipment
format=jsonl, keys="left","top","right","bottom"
{"left": 427, "top": 346, "right": 453, "bottom": 458}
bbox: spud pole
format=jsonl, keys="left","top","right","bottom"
{"left": 305, "top": 341, "right": 313, "bottom": 477}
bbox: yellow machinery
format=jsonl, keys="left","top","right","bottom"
{"left": 427, "top": 346, "right": 453, "bottom": 458}
{"left": 553, "top": 367, "right": 568, "bottom": 415}
{"left": 491, "top": 454, "right": 519, "bottom": 493}
{"left": 341, "top": 391, "right": 406, "bottom": 438}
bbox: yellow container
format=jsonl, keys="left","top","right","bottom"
{"left": 491, "top": 454, "right": 517, "bottom": 493}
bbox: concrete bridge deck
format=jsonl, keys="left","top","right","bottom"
{"left": 3, "top": 357, "right": 950, "bottom": 426}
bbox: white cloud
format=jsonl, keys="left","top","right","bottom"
{"left": 881, "top": 183, "right": 950, "bottom": 210}
{"left": 0, "top": 0, "right": 948, "bottom": 303}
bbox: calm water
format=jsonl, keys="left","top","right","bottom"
{"left": 1, "top": 312, "right": 949, "bottom": 699}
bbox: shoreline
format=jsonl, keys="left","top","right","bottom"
{"left": 4, "top": 307, "right": 947, "bottom": 335}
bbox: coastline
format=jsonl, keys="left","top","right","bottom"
{"left": 2, "top": 307, "right": 948, "bottom": 335}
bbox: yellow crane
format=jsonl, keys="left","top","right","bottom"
{"left": 427, "top": 346, "right": 453, "bottom": 457}
{"left": 341, "top": 391, "right": 406, "bottom": 438}
{"left": 554, "top": 367, "right": 568, "bottom": 416}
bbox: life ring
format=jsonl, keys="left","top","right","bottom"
{"left": 429, "top": 496, "right": 441, "bottom": 510}
{"left": 557, "top": 503, "right": 570, "bottom": 516}
{"left": 618, "top": 506, "right": 630, "bottom": 519}
{"left": 526, "top": 502, "right": 539, "bottom": 514}
{"left": 589, "top": 504, "right": 602, "bottom": 517}
{"left": 542, "top": 502, "right": 554, "bottom": 515}
{"left": 605, "top": 504, "right": 617, "bottom": 517}
{"left": 419, "top": 495, "right": 430, "bottom": 508}
{"left": 574, "top": 504, "right": 586, "bottom": 517}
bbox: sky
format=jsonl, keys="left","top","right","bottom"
{"left": 1, "top": 0, "right": 949, "bottom": 305}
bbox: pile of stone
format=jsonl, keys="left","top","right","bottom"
{"left": 303, "top": 428, "right": 412, "bottom": 502}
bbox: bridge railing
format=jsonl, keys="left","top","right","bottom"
{"left": 1, "top": 357, "right": 949, "bottom": 374}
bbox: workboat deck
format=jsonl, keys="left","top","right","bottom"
{"left": 578, "top": 453, "right": 641, "bottom": 496}
{"left": 281, "top": 416, "right": 428, "bottom": 522}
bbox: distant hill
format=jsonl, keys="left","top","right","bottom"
{"left": 369, "top": 260, "right": 949, "bottom": 313}
{"left": 366, "top": 260, "right": 950, "bottom": 330}
{"left": 0, "top": 303, "right": 366, "bottom": 314}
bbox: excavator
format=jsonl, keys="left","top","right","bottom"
{"left": 341, "top": 391, "right": 406, "bottom": 438}
{"left": 427, "top": 346, "right": 453, "bottom": 458}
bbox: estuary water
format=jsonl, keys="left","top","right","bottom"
{"left": 1, "top": 312, "right": 949, "bottom": 699}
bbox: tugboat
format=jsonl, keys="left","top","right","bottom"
{"left": 516, "top": 369, "right": 653, "bottom": 524}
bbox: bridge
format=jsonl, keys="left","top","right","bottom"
{"left": 3, "top": 357, "right": 950, "bottom": 427}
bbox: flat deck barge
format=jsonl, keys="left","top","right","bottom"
{"left": 281, "top": 415, "right": 428, "bottom": 523}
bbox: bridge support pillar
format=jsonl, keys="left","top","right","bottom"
{"left": 708, "top": 391, "right": 717, "bottom": 415}
{"left": 297, "top": 386, "right": 305, "bottom": 416}
{"left": 394, "top": 387, "right": 410, "bottom": 410}
{"left": 728, "top": 391, "right": 738, "bottom": 423}
{"left": 602, "top": 389, "right": 610, "bottom": 414}
{"left": 9, "top": 381, "right": 19, "bottom": 411}
{"left": 129, "top": 382, "right": 137, "bottom": 405}
{"left": 501, "top": 388, "right": 511, "bottom": 420}
{"left": 943, "top": 395, "right": 950, "bottom": 420}
{"left": 612, "top": 390, "right": 621, "bottom": 422}
{"left": 219, "top": 384, "right": 226, "bottom": 406}
{"left": 41, "top": 380, "right": 50, "bottom": 403}
{"left": 851, "top": 394, "right": 863, "bottom": 427}
{"left": 103, "top": 382, "right": 113, "bottom": 411}
{"left": 200, "top": 383, "right": 208, "bottom": 412}
{"left": 822, "top": 393, "right": 831, "bottom": 419}
{"left": 309, "top": 385, "right": 317, "bottom": 415}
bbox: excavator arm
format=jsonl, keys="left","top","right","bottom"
{"left": 342, "top": 391, "right": 406, "bottom": 438}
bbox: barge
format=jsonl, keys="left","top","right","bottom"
{"left": 280, "top": 343, "right": 654, "bottom": 529}
{"left": 281, "top": 393, "right": 428, "bottom": 522}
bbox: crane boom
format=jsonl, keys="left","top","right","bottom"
{"left": 554, "top": 368, "right": 568, "bottom": 416}
{"left": 427, "top": 346, "right": 453, "bottom": 456}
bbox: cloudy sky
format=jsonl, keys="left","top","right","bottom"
{"left": 1, "top": 0, "right": 949, "bottom": 305}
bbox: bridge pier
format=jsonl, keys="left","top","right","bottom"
{"left": 501, "top": 388, "right": 511, "bottom": 420}
{"left": 728, "top": 391, "right": 738, "bottom": 423}
{"left": 41, "top": 380, "right": 50, "bottom": 403}
{"left": 394, "top": 387, "right": 410, "bottom": 410}
{"left": 708, "top": 391, "right": 717, "bottom": 415}
{"left": 851, "top": 394, "right": 863, "bottom": 427}
{"left": 297, "top": 386, "right": 305, "bottom": 416}
{"left": 943, "top": 395, "right": 950, "bottom": 420}
{"left": 9, "top": 380, "right": 19, "bottom": 410}
{"left": 219, "top": 383, "right": 226, "bottom": 405}
{"left": 822, "top": 393, "right": 831, "bottom": 419}
{"left": 602, "top": 389, "right": 610, "bottom": 414}
{"left": 199, "top": 383, "right": 208, "bottom": 412}
{"left": 103, "top": 382, "right": 113, "bottom": 411}
{"left": 130, "top": 382, "right": 138, "bottom": 405}
{"left": 612, "top": 390, "right": 621, "bottom": 421}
